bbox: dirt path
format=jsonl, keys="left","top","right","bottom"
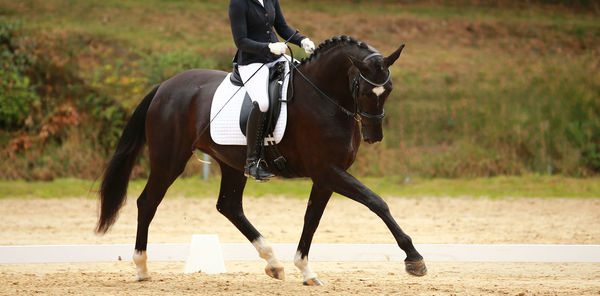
{"left": 1, "top": 196, "right": 599, "bottom": 295}
{"left": 1, "top": 196, "right": 599, "bottom": 245}
{"left": 1, "top": 261, "right": 599, "bottom": 296}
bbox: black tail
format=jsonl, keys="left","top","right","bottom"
{"left": 96, "top": 85, "right": 160, "bottom": 234}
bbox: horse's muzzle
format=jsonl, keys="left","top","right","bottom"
{"left": 361, "top": 123, "right": 383, "bottom": 144}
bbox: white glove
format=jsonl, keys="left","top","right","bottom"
{"left": 268, "top": 42, "right": 287, "bottom": 55}
{"left": 301, "top": 38, "right": 315, "bottom": 54}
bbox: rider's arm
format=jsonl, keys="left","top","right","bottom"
{"left": 273, "top": 0, "right": 305, "bottom": 46}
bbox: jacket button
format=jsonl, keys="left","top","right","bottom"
{"left": 266, "top": 30, "right": 270, "bottom": 34}
{"left": 265, "top": 13, "right": 268, "bottom": 17}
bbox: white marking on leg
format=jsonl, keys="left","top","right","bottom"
{"left": 252, "top": 237, "right": 282, "bottom": 269}
{"left": 133, "top": 250, "right": 150, "bottom": 281}
{"left": 294, "top": 251, "right": 318, "bottom": 282}
{"left": 372, "top": 86, "right": 385, "bottom": 97}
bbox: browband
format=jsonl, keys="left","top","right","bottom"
{"left": 362, "top": 52, "right": 383, "bottom": 62}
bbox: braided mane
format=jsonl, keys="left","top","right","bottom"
{"left": 299, "top": 35, "right": 371, "bottom": 66}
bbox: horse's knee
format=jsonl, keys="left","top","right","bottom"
{"left": 216, "top": 202, "right": 243, "bottom": 220}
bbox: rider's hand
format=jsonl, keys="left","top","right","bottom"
{"left": 268, "top": 42, "right": 287, "bottom": 55}
{"left": 301, "top": 38, "right": 315, "bottom": 54}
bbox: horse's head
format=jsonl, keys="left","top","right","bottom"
{"left": 347, "top": 44, "right": 405, "bottom": 143}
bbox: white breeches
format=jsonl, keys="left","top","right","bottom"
{"left": 238, "top": 56, "right": 287, "bottom": 112}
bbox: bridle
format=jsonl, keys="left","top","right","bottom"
{"left": 288, "top": 51, "right": 390, "bottom": 121}
{"left": 350, "top": 52, "right": 390, "bottom": 120}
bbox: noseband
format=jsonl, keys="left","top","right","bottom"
{"left": 350, "top": 52, "right": 389, "bottom": 120}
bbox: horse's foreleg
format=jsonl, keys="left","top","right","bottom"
{"left": 216, "top": 162, "right": 285, "bottom": 280}
{"left": 324, "top": 168, "right": 427, "bottom": 277}
{"left": 294, "top": 184, "right": 332, "bottom": 286}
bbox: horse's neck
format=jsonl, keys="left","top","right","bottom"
{"left": 299, "top": 51, "right": 354, "bottom": 111}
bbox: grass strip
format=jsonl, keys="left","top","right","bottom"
{"left": 0, "top": 176, "right": 598, "bottom": 200}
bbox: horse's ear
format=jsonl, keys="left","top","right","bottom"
{"left": 347, "top": 55, "right": 370, "bottom": 74}
{"left": 383, "top": 44, "right": 405, "bottom": 68}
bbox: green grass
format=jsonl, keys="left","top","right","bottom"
{"left": 0, "top": 178, "right": 99, "bottom": 199}
{"left": 5, "top": 1, "right": 597, "bottom": 51}
{"left": 1, "top": 176, "right": 598, "bottom": 200}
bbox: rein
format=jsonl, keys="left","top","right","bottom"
{"left": 285, "top": 51, "right": 389, "bottom": 120}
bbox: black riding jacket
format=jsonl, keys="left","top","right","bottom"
{"left": 229, "top": 0, "right": 305, "bottom": 65}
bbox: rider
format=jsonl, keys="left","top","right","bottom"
{"left": 229, "top": 0, "right": 315, "bottom": 181}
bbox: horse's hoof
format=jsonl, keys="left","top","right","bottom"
{"left": 303, "top": 277, "right": 324, "bottom": 286}
{"left": 265, "top": 266, "right": 285, "bottom": 280}
{"left": 405, "top": 259, "right": 427, "bottom": 276}
{"left": 135, "top": 275, "right": 151, "bottom": 282}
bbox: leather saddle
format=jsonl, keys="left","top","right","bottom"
{"left": 231, "top": 61, "right": 286, "bottom": 140}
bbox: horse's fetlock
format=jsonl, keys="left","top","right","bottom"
{"left": 294, "top": 251, "right": 306, "bottom": 268}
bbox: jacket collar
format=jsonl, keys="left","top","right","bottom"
{"left": 250, "top": 0, "right": 266, "bottom": 9}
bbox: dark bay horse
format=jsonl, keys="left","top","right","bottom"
{"left": 96, "top": 35, "right": 426, "bottom": 286}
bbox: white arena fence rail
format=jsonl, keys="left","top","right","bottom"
{"left": 2, "top": 242, "right": 600, "bottom": 264}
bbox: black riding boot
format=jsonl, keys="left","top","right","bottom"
{"left": 244, "top": 102, "right": 275, "bottom": 181}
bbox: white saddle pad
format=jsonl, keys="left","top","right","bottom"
{"left": 210, "top": 62, "right": 290, "bottom": 145}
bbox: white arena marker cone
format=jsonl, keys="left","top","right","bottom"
{"left": 184, "top": 234, "right": 226, "bottom": 274}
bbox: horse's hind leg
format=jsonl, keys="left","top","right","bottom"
{"left": 133, "top": 151, "right": 190, "bottom": 281}
{"left": 215, "top": 161, "right": 285, "bottom": 280}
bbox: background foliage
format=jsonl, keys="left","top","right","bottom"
{"left": 0, "top": 0, "right": 598, "bottom": 180}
